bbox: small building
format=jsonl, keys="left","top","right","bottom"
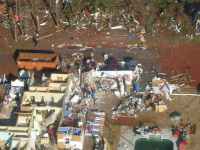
{"left": 14, "top": 49, "right": 60, "bottom": 71}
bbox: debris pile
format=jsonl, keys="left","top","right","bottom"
{"left": 170, "top": 73, "right": 192, "bottom": 87}
{"left": 112, "top": 76, "right": 179, "bottom": 123}
{"left": 85, "top": 111, "right": 106, "bottom": 136}
{"left": 0, "top": 48, "right": 197, "bottom": 150}
{"left": 112, "top": 95, "right": 144, "bottom": 117}
{"left": 169, "top": 111, "right": 196, "bottom": 150}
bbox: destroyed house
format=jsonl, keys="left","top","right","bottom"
{"left": 14, "top": 49, "right": 60, "bottom": 71}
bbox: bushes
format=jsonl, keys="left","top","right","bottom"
{"left": 64, "top": 0, "right": 196, "bottom": 34}
{"left": 80, "top": 0, "right": 114, "bottom": 12}
{"left": 152, "top": 0, "right": 173, "bottom": 12}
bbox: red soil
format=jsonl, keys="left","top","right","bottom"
{"left": 159, "top": 42, "right": 200, "bottom": 86}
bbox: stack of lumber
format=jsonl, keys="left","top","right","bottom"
{"left": 170, "top": 73, "right": 192, "bottom": 86}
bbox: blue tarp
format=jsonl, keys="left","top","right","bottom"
{"left": 58, "top": 127, "right": 81, "bottom": 136}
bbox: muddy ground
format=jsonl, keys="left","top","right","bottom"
{"left": 0, "top": 25, "right": 200, "bottom": 150}
{"left": 160, "top": 42, "right": 200, "bottom": 87}
{"left": 1, "top": 25, "right": 199, "bottom": 88}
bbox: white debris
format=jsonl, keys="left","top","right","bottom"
{"left": 57, "top": 43, "right": 66, "bottom": 48}
{"left": 71, "top": 44, "right": 83, "bottom": 48}
{"left": 70, "top": 94, "right": 81, "bottom": 104}
{"left": 133, "top": 64, "right": 143, "bottom": 81}
{"left": 40, "top": 22, "right": 48, "bottom": 26}
{"left": 111, "top": 25, "right": 126, "bottom": 30}
{"left": 79, "top": 47, "right": 94, "bottom": 51}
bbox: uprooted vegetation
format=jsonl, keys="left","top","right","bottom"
{"left": 0, "top": 0, "right": 200, "bottom": 40}
{"left": 60, "top": 0, "right": 199, "bottom": 34}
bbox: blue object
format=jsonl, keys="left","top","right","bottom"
{"left": 74, "top": 129, "right": 81, "bottom": 136}
{"left": 128, "top": 33, "right": 136, "bottom": 40}
{"left": 58, "top": 127, "right": 69, "bottom": 132}
{"left": 133, "top": 82, "right": 140, "bottom": 92}
{"left": 63, "top": 110, "right": 71, "bottom": 117}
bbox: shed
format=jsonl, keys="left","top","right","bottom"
{"left": 14, "top": 49, "right": 60, "bottom": 71}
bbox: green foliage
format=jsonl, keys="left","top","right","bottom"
{"left": 145, "top": 16, "right": 156, "bottom": 33}
{"left": 62, "top": 0, "right": 196, "bottom": 34}
{"left": 183, "top": 0, "right": 197, "bottom": 4}
{"left": 152, "top": 0, "right": 174, "bottom": 11}
{"left": 69, "top": 0, "right": 114, "bottom": 13}
{"left": 191, "top": 35, "right": 200, "bottom": 43}
{"left": 87, "top": 0, "right": 114, "bottom": 11}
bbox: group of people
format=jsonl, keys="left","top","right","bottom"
{"left": 73, "top": 52, "right": 96, "bottom": 72}
{"left": 81, "top": 83, "right": 96, "bottom": 104}
{"left": 114, "top": 76, "right": 130, "bottom": 96}
{"left": 172, "top": 119, "right": 196, "bottom": 150}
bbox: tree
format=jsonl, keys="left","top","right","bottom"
{"left": 152, "top": 0, "right": 174, "bottom": 13}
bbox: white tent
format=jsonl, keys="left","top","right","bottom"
{"left": 11, "top": 79, "right": 24, "bottom": 87}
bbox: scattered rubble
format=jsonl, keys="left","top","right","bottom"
{"left": 0, "top": 31, "right": 198, "bottom": 150}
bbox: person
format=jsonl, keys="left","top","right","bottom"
{"left": 62, "top": 0, "right": 70, "bottom": 9}
{"left": 40, "top": 96, "right": 45, "bottom": 106}
{"left": 85, "top": 59, "right": 91, "bottom": 72}
{"left": 2, "top": 74, "right": 7, "bottom": 85}
{"left": 103, "top": 53, "right": 109, "bottom": 66}
{"left": 90, "top": 83, "right": 96, "bottom": 104}
{"left": 160, "top": 79, "right": 171, "bottom": 101}
{"left": 0, "top": 76, "right": 2, "bottom": 84}
{"left": 145, "top": 83, "right": 151, "bottom": 92}
{"left": 81, "top": 84, "right": 87, "bottom": 98}
{"left": 122, "top": 76, "right": 127, "bottom": 95}
{"left": 32, "top": 32, "right": 39, "bottom": 46}
{"left": 115, "top": 77, "right": 121, "bottom": 96}
{"left": 83, "top": 83, "right": 91, "bottom": 98}
{"left": 95, "top": 79, "right": 103, "bottom": 91}
{"left": 134, "top": 64, "right": 143, "bottom": 81}
{"left": 132, "top": 78, "right": 140, "bottom": 93}
{"left": 47, "top": 124, "right": 57, "bottom": 144}
{"left": 197, "top": 83, "right": 200, "bottom": 94}
{"left": 176, "top": 128, "right": 186, "bottom": 150}
{"left": 134, "top": 101, "right": 138, "bottom": 110}
{"left": 90, "top": 58, "right": 96, "bottom": 69}
{"left": 15, "top": 14, "right": 23, "bottom": 34}
{"left": 31, "top": 96, "right": 35, "bottom": 104}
